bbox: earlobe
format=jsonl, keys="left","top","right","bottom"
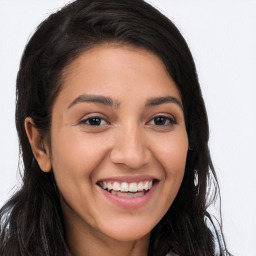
{"left": 24, "top": 117, "right": 52, "bottom": 173}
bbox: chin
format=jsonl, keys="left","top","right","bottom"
{"left": 98, "top": 218, "right": 155, "bottom": 242}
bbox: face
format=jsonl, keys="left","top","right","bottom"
{"left": 48, "top": 44, "right": 188, "bottom": 242}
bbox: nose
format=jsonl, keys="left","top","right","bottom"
{"left": 110, "top": 125, "right": 151, "bottom": 169}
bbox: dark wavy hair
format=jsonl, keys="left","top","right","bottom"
{"left": 0, "top": 0, "right": 231, "bottom": 255}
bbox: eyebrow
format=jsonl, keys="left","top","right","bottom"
{"left": 67, "top": 94, "right": 119, "bottom": 109}
{"left": 145, "top": 96, "right": 183, "bottom": 109}
{"left": 68, "top": 94, "right": 183, "bottom": 110}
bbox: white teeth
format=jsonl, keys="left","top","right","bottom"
{"left": 99, "top": 180, "right": 154, "bottom": 193}
{"left": 148, "top": 180, "right": 153, "bottom": 189}
{"left": 103, "top": 181, "right": 107, "bottom": 189}
{"left": 120, "top": 182, "right": 129, "bottom": 192}
{"left": 116, "top": 191, "right": 144, "bottom": 198}
{"left": 138, "top": 182, "right": 144, "bottom": 191}
{"left": 107, "top": 182, "right": 112, "bottom": 191}
{"left": 111, "top": 190, "right": 117, "bottom": 195}
{"left": 127, "top": 192, "right": 144, "bottom": 198}
{"left": 144, "top": 181, "right": 149, "bottom": 191}
{"left": 128, "top": 182, "right": 138, "bottom": 192}
{"left": 113, "top": 182, "right": 120, "bottom": 191}
{"left": 117, "top": 191, "right": 127, "bottom": 197}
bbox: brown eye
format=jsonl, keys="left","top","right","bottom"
{"left": 80, "top": 117, "right": 108, "bottom": 126}
{"left": 154, "top": 116, "right": 167, "bottom": 125}
{"left": 149, "top": 116, "right": 177, "bottom": 126}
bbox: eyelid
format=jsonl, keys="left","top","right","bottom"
{"left": 77, "top": 113, "right": 110, "bottom": 126}
{"left": 146, "top": 114, "right": 177, "bottom": 126}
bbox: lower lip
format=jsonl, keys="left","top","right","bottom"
{"left": 97, "top": 182, "right": 158, "bottom": 209}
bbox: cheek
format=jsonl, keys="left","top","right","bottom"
{"left": 49, "top": 129, "right": 111, "bottom": 228}
{"left": 152, "top": 129, "right": 188, "bottom": 175}
{"left": 150, "top": 130, "right": 188, "bottom": 206}
{"left": 50, "top": 129, "right": 109, "bottom": 190}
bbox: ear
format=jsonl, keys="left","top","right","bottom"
{"left": 25, "top": 117, "right": 52, "bottom": 173}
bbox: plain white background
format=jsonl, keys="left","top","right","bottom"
{"left": 0, "top": 1, "right": 255, "bottom": 255}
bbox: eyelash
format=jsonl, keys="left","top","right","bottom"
{"left": 147, "top": 115, "right": 177, "bottom": 126}
{"left": 78, "top": 115, "right": 177, "bottom": 127}
{"left": 79, "top": 116, "right": 109, "bottom": 126}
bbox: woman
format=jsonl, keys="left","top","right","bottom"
{"left": 0, "top": 0, "right": 231, "bottom": 255}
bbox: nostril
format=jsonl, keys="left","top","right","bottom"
{"left": 110, "top": 147, "right": 150, "bottom": 169}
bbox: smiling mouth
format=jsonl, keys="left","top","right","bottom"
{"left": 97, "top": 180, "right": 157, "bottom": 198}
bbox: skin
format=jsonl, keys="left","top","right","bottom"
{"left": 25, "top": 44, "right": 188, "bottom": 256}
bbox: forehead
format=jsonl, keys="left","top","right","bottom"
{"left": 62, "top": 43, "right": 173, "bottom": 84}
{"left": 56, "top": 44, "right": 181, "bottom": 108}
